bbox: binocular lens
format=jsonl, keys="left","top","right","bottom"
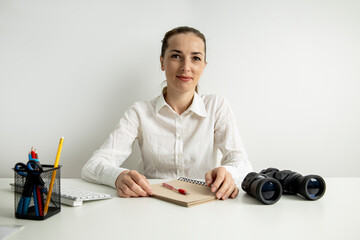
{"left": 307, "top": 178, "right": 321, "bottom": 197}
{"left": 242, "top": 172, "right": 282, "bottom": 204}
{"left": 293, "top": 175, "right": 326, "bottom": 200}
{"left": 261, "top": 181, "right": 278, "bottom": 200}
{"left": 255, "top": 179, "right": 282, "bottom": 204}
{"left": 299, "top": 176, "right": 325, "bottom": 200}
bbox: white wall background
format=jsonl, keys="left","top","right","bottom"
{"left": 1, "top": 0, "right": 359, "bottom": 178}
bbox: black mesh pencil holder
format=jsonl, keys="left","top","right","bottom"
{"left": 13, "top": 164, "right": 61, "bottom": 220}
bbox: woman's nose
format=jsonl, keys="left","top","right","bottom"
{"left": 180, "top": 58, "right": 191, "bottom": 72}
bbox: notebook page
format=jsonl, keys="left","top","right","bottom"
{"left": 151, "top": 179, "right": 216, "bottom": 207}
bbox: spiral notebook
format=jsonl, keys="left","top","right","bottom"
{"left": 151, "top": 177, "right": 216, "bottom": 207}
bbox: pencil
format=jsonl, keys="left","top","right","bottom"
{"left": 44, "top": 137, "right": 64, "bottom": 215}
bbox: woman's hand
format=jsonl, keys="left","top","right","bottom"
{"left": 115, "top": 170, "right": 154, "bottom": 198}
{"left": 205, "top": 167, "right": 239, "bottom": 200}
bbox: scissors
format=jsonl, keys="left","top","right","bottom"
{"left": 15, "top": 160, "right": 44, "bottom": 216}
{"left": 14, "top": 160, "right": 42, "bottom": 175}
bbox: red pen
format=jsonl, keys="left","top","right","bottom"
{"left": 162, "top": 183, "right": 190, "bottom": 195}
{"left": 36, "top": 186, "right": 43, "bottom": 216}
{"left": 31, "top": 147, "right": 36, "bottom": 159}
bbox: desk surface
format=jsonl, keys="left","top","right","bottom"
{"left": 1, "top": 178, "right": 359, "bottom": 240}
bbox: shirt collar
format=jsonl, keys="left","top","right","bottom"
{"left": 187, "top": 92, "right": 208, "bottom": 117}
{"left": 155, "top": 94, "right": 168, "bottom": 113}
{"left": 155, "top": 92, "right": 208, "bottom": 118}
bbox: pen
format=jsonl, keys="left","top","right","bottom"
{"left": 17, "top": 174, "right": 34, "bottom": 215}
{"left": 29, "top": 147, "right": 39, "bottom": 161}
{"left": 162, "top": 182, "right": 190, "bottom": 195}
{"left": 33, "top": 186, "right": 39, "bottom": 216}
{"left": 44, "top": 137, "right": 64, "bottom": 215}
{"left": 31, "top": 147, "right": 36, "bottom": 159}
{"left": 36, "top": 186, "right": 43, "bottom": 216}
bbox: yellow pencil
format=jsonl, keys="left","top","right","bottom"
{"left": 44, "top": 137, "right": 64, "bottom": 215}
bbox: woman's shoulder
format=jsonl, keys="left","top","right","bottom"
{"left": 198, "top": 93, "right": 236, "bottom": 119}
{"left": 126, "top": 96, "right": 160, "bottom": 113}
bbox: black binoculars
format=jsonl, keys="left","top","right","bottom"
{"left": 241, "top": 168, "right": 326, "bottom": 204}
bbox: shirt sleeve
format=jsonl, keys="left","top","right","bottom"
{"left": 81, "top": 104, "right": 140, "bottom": 188}
{"left": 213, "top": 96, "right": 253, "bottom": 186}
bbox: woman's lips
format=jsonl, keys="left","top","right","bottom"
{"left": 177, "top": 76, "right": 192, "bottom": 82}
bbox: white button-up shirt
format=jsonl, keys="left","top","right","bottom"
{"left": 81, "top": 92, "right": 253, "bottom": 188}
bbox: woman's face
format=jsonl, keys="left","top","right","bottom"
{"left": 160, "top": 33, "right": 206, "bottom": 95}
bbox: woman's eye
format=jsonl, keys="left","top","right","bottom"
{"left": 171, "top": 54, "right": 180, "bottom": 59}
{"left": 193, "top": 56, "right": 202, "bottom": 61}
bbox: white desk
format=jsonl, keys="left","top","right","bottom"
{"left": 1, "top": 178, "right": 359, "bottom": 240}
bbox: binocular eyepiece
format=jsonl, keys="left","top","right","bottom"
{"left": 241, "top": 168, "right": 326, "bottom": 204}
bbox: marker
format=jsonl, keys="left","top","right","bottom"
{"left": 31, "top": 147, "right": 36, "bottom": 159}
{"left": 162, "top": 182, "right": 189, "bottom": 195}
{"left": 44, "top": 137, "right": 64, "bottom": 215}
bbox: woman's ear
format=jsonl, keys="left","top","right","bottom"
{"left": 160, "top": 56, "right": 165, "bottom": 71}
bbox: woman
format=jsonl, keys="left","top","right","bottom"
{"left": 81, "top": 26, "right": 253, "bottom": 200}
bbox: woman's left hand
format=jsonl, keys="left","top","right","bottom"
{"left": 205, "top": 167, "right": 239, "bottom": 200}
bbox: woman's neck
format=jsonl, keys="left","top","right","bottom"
{"left": 164, "top": 88, "right": 195, "bottom": 115}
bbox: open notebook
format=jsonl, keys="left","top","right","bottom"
{"left": 151, "top": 177, "right": 216, "bottom": 207}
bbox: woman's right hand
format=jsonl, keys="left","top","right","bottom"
{"left": 115, "top": 170, "right": 154, "bottom": 198}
